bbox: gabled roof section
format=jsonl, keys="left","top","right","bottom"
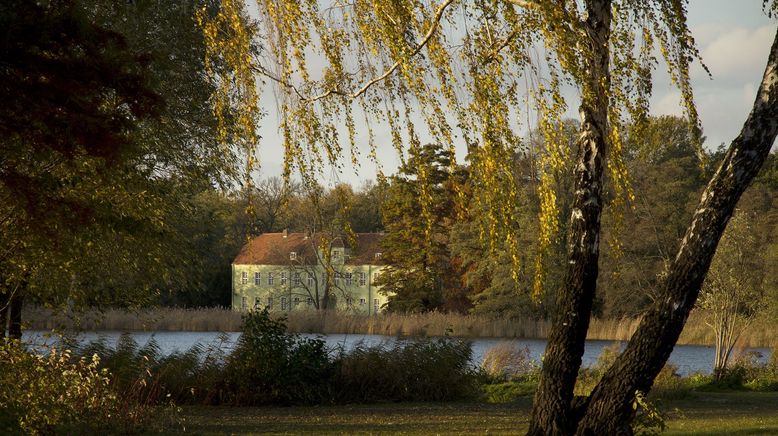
{"left": 233, "top": 232, "right": 385, "bottom": 266}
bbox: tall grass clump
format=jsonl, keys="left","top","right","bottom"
{"left": 0, "top": 339, "right": 160, "bottom": 435}
{"left": 76, "top": 333, "right": 228, "bottom": 405}
{"left": 334, "top": 337, "right": 479, "bottom": 402}
{"left": 481, "top": 341, "right": 537, "bottom": 382}
{"left": 480, "top": 341, "right": 540, "bottom": 403}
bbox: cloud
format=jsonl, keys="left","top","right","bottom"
{"left": 696, "top": 25, "right": 775, "bottom": 82}
{"left": 651, "top": 90, "right": 683, "bottom": 117}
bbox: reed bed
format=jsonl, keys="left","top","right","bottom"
{"left": 24, "top": 306, "right": 776, "bottom": 347}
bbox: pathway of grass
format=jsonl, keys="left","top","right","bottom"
{"left": 178, "top": 392, "right": 778, "bottom": 435}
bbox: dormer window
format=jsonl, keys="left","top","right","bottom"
{"left": 374, "top": 252, "right": 382, "bottom": 260}
{"left": 332, "top": 250, "right": 340, "bottom": 259}
{"left": 290, "top": 251, "right": 297, "bottom": 260}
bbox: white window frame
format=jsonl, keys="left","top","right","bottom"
{"left": 358, "top": 272, "right": 366, "bottom": 286}
{"left": 254, "top": 271, "right": 261, "bottom": 285}
{"left": 290, "top": 251, "right": 297, "bottom": 260}
{"left": 281, "top": 296, "right": 287, "bottom": 310}
{"left": 267, "top": 297, "right": 273, "bottom": 309}
{"left": 280, "top": 272, "right": 287, "bottom": 285}
{"left": 344, "top": 272, "right": 353, "bottom": 286}
{"left": 241, "top": 271, "right": 248, "bottom": 284}
{"left": 294, "top": 272, "right": 301, "bottom": 286}
{"left": 268, "top": 272, "right": 274, "bottom": 286}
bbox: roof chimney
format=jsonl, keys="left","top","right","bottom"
{"left": 282, "top": 229, "right": 288, "bottom": 238}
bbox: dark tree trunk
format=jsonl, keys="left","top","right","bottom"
{"left": 0, "top": 291, "right": 9, "bottom": 337}
{"left": 8, "top": 292, "right": 23, "bottom": 340}
{"left": 528, "top": 1, "right": 611, "bottom": 434}
{"left": 574, "top": 26, "right": 778, "bottom": 435}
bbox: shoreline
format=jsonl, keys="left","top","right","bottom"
{"left": 23, "top": 306, "right": 777, "bottom": 348}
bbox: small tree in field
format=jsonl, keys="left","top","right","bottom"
{"left": 698, "top": 211, "right": 766, "bottom": 376}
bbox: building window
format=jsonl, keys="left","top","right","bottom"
{"left": 358, "top": 272, "right": 366, "bottom": 286}
{"left": 294, "top": 272, "right": 301, "bottom": 286}
{"left": 344, "top": 272, "right": 353, "bottom": 286}
{"left": 334, "top": 272, "right": 340, "bottom": 285}
{"left": 241, "top": 271, "right": 248, "bottom": 284}
{"left": 307, "top": 274, "right": 314, "bottom": 287}
{"left": 254, "top": 297, "right": 261, "bottom": 308}
{"left": 373, "top": 272, "right": 379, "bottom": 284}
{"left": 374, "top": 298, "right": 380, "bottom": 312}
{"left": 359, "top": 298, "right": 366, "bottom": 305}
{"left": 290, "top": 251, "right": 297, "bottom": 260}
{"left": 268, "top": 272, "right": 274, "bottom": 286}
{"left": 280, "top": 272, "right": 287, "bottom": 285}
{"left": 267, "top": 297, "right": 273, "bottom": 309}
{"left": 241, "top": 296, "right": 247, "bottom": 310}
{"left": 332, "top": 250, "right": 340, "bottom": 259}
{"left": 346, "top": 297, "right": 353, "bottom": 306}
{"left": 293, "top": 297, "right": 300, "bottom": 306}
{"left": 374, "top": 252, "right": 382, "bottom": 260}
{"left": 254, "top": 272, "right": 261, "bottom": 285}
{"left": 281, "top": 297, "right": 287, "bottom": 310}
{"left": 307, "top": 297, "right": 313, "bottom": 305}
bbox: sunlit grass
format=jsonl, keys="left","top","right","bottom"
{"left": 174, "top": 392, "right": 778, "bottom": 435}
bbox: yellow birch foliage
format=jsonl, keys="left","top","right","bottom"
{"left": 201, "top": 0, "right": 706, "bottom": 299}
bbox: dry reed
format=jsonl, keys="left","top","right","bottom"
{"left": 23, "top": 306, "right": 776, "bottom": 347}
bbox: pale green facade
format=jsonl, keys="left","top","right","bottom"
{"left": 232, "top": 232, "right": 388, "bottom": 314}
{"left": 231, "top": 263, "right": 387, "bottom": 314}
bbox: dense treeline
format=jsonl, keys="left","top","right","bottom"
{"left": 168, "top": 116, "right": 778, "bottom": 321}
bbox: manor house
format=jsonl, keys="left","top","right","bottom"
{"left": 232, "top": 230, "right": 387, "bottom": 314}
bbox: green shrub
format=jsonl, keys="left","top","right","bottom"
{"left": 649, "top": 362, "right": 694, "bottom": 400}
{"left": 481, "top": 381, "right": 536, "bottom": 403}
{"left": 575, "top": 342, "right": 622, "bottom": 395}
{"left": 335, "top": 337, "right": 479, "bottom": 402}
{"left": 223, "top": 309, "right": 335, "bottom": 405}
{"left": 0, "top": 339, "right": 157, "bottom": 435}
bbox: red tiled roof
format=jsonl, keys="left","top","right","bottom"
{"left": 233, "top": 232, "right": 385, "bottom": 265}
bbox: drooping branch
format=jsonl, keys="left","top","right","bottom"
{"left": 256, "top": 0, "right": 456, "bottom": 103}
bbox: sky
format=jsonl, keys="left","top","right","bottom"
{"left": 252, "top": 1, "right": 777, "bottom": 187}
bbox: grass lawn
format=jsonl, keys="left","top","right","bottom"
{"left": 177, "top": 392, "right": 778, "bottom": 435}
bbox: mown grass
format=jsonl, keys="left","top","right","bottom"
{"left": 174, "top": 392, "right": 778, "bottom": 435}
{"left": 26, "top": 305, "right": 778, "bottom": 347}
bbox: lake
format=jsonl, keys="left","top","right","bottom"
{"left": 22, "top": 330, "right": 772, "bottom": 376}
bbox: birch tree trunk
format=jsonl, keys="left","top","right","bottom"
{"left": 574, "top": 25, "right": 778, "bottom": 435}
{"left": 527, "top": 1, "right": 611, "bottom": 434}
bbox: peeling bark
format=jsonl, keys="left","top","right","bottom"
{"left": 574, "top": 26, "right": 778, "bottom": 435}
{"left": 527, "top": 1, "right": 611, "bottom": 434}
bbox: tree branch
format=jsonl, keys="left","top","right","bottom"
{"left": 256, "top": 0, "right": 456, "bottom": 103}
{"left": 504, "top": 0, "right": 540, "bottom": 9}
